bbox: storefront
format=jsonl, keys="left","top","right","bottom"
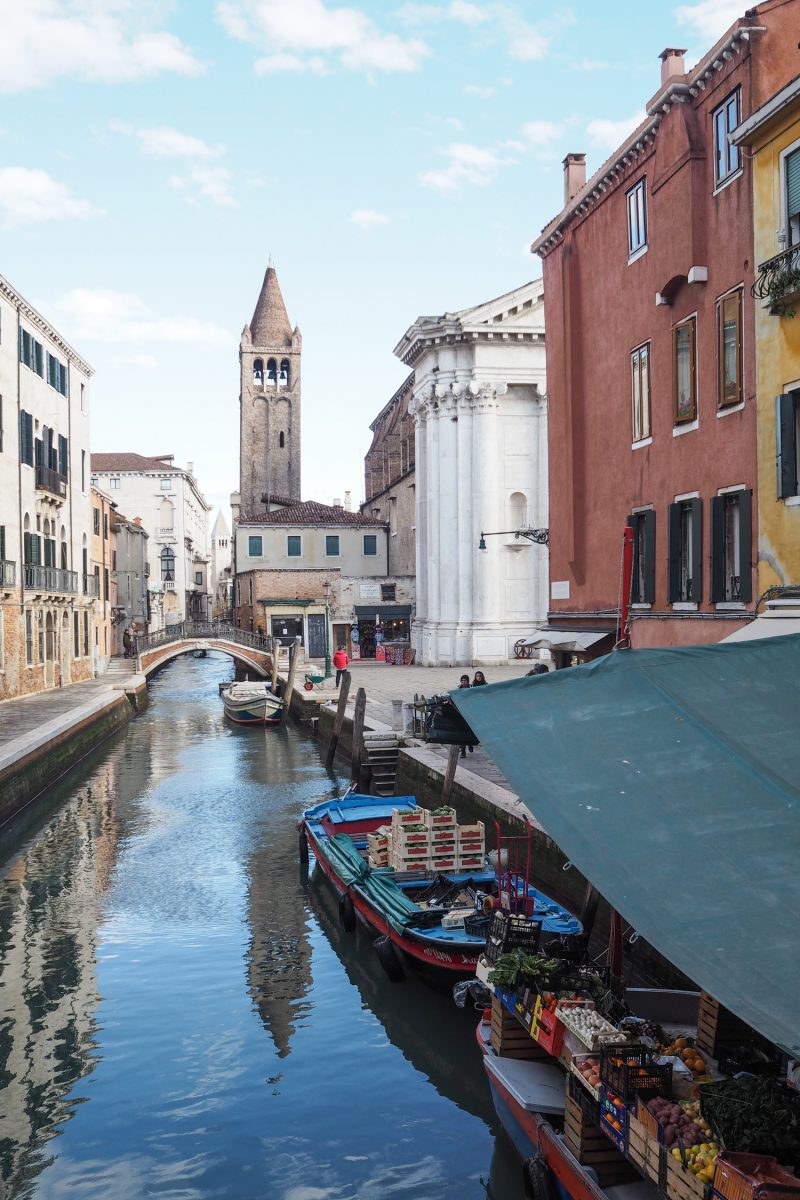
{"left": 353, "top": 605, "right": 412, "bottom": 660}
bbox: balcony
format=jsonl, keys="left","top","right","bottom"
{"left": 83, "top": 573, "right": 99, "bottom": 597}
{"left": 752, "top": 244, "right": 800, "bottom": 317}
{"left": 35, "top": 464, "right": 67, "bottom": 499}
{"left": 0, "top": 560, "right": 16, "bottom": 588}
{"left": 24, "top": 564, "right": 78, "bottom": 594}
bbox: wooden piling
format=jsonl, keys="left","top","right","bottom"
{"left": 351, "top": 687, "right": 367, "bottom": 788}
{"left": 285, "top": 641, "right": 299, "bottom": 700}
{"left": 325, "top": 669, "right": 351, "bottom": 769}
{"left": 442, "top": 743, "right": 460, "bottom": 804}
{"left": 270, "top": 637, "right": 278, "bottom": 693}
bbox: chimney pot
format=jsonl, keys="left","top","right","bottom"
{"left": 563, "top": 153, "right": 587, "bottom": 204}
{"left": 659, "top": 47, "right": 687, "bottom": 84}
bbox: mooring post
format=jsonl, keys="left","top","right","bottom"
{"left": 270, "top": 637, "right": 278, "bottom": 693}
{"left": 351, "top": 686, "right": 367, "bottom": 788}
{"left": 285, "top": 641, "right": 299, "bottom": 702}
{"left": 326, "top": 669, "right": 351, "bottom": 769}
{"left": 442, "top": 743, "right": 460, "bottom": 804}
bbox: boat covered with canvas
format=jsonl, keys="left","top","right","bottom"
{"left": 221, "top": 681, "right": 283, "bottom": 725}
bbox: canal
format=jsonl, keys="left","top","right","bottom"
{"left": 0, "top": 653, "right": 525, "bottom": 1199}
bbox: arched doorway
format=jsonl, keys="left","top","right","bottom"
{"left": 61, "top": 611, "right": 70, "bottom": 684}
{"left": 45, "top": 611, "right": 55, "bottom": 688}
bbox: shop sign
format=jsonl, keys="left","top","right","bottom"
{"left": 359, "top": 583, "right": 380, "bottom": 602}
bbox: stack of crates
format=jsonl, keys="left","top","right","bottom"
{"left": 367, "top": 826, "right": 391, "bottom": 868}
{"left": 427, "top": 807, "right": 457, "bottom": 872}
{"left": 389, "top": 808, "right": 430, "bottom": 871}
{"left": 457, "top": 820, "right": 485, "bottom": 871}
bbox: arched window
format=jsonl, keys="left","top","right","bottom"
{"left": 160, "top": 547, "right": 175, "bottom": 582}
{"left": 279, "top": 358, "right": 290, "bottom": 386}
{"left": 279, "top": 431, "right": 285, "bottom": 448}
{"left": 253, "top": 358, "right": 264, "bottom": 386}
{"left": 509, "top": 491, "right": 527, "bottom": 529}
{"left": 266, "top": 358, "right": 277, "bottom": 386}
{"left": 159, "top": 498, "right": 174, "bottom": 531}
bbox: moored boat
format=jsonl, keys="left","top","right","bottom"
{"left": 221, "top": 681, "right": 283, "bottom": 725}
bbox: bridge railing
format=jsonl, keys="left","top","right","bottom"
{"left": 135, "top": 621, "right": 276, "bottom": 657}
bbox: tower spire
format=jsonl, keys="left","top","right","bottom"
{"left": 250, "top": 262, "right": 292, "bottom": 346}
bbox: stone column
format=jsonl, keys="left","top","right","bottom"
{"left": 437, "top": 387, "right": 459, "bottom": 663}
{"left": 456, "top": 385, "right": 474, "bottom": 662}
{"left": 426, "top": 395, "right": 441, "bottom": 636}
{"left": 472, "top": 383, "right": 505, "bottom": 631}
{"left": 413, "top": 401, "right": 428, "bottom": 630}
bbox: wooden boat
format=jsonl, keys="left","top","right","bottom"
{"left": 299, "top": 792, "right": 581, "bottom": 984}
{"left": 221, "top": 681, "right": 283, "bottom": 725}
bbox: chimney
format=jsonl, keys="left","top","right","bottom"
{"left": 563, "top": 153, "right": 586, "bottom": 204}
{"left": 133, "top": 516, "right": 142, "bottom": 527}
{"left": 187, "top": 461, "right": 194, "bottom": 475}
{"left": 344, "top": 490, "right": 352, "bottom": 512}
{"left": 332, "top": 497, "right": 343, "bottom": 509}
{"left": 659, "top": 48, "right": 686, "bottom": 85}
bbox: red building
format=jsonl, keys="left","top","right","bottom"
{"left": 532, "top": 2, "right": 799, "bottom": 658}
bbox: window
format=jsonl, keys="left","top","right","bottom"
{"left": 160, "top": 478, "right": 172, "bottom": 490}
{"left": 47, "top": 352, "right": 68, "bottom": 396}
{"left": 110, "top": 477, "right": 120, "bottom": 489}
{"left": 631, "top": 343, "right": 651, "bottom": 441}
{"left": 37, "top": 611, "right": 44, "bottom": 662}
{"left": 325, "top": 534, "right": 340, "bottom": 556}
{"left": 248, "top": 576, "right": 253, "bottom": 605}
{"left": 0, "top": 395, "right": 3, "bottom": 453}
{"left": 668, "top": 498, "right": 702, "bottom": 604}
{"left": 74, "top": 610, "right": 80, "bottom": 657}
{"left": 287, "top": 535, "right": 301, "bottom": 557}
{"left": 19, "top": 329, "right": 44, "bottom": 375}
{"left": 160, "top": 546, "right": 175, "bottom": 581}
{"left": 58, "top": 434, "right": 68, "bottom": 480}
{"left": 267, "top": 359, "right": 277, "bottom": 386}
{"left": 103, "top": 568, "right": 109, "bottom": 601}
{"left": 19, "top": 410, "right": 34, "bottom": 466}
{"left": 279, "top": 359, "right": 290, "bottom": 386}
{"left": 674, "top": 317, "right": 697, "bottom": 424}
{"left": 81, "top": 450, "right": 86, "bottom": 491}
{"left": 279, "top": 431, "right": 285, "bottom": 448}
{"left": 253, "top": 358, "right": 264, "bottom": 386}
{"left": 626, "top": 179, "right": 647, "bottom": 257}
{"left": 25, "top": 611, "right": 33, "bottom": 665}
{"left": 93, "top": 507, "right": 100, "bottom": 535}
{"left": 711, "top": 491, "right": 752, "bottom": 603}
{"left": 363, "top": 534, "right": 377, "bottom": 556}
{"left": 786, "top": 146, "right": 800, "bottom": 247}
{"left": 248, "top": 535, "right": 263, "bottom": 557}
{"left": 195, "top": 571, "right": 203, "bottom": 585}
{"left": 103, "top": 511, "right": 108, "bottom": 540}
{"left": 713, "top": 90, "right": 741, "bottom": 186}
{"left": 627, "top": 511, "right": 655, "bottom": 603}
{"left": 776, "top": 391, "right": 800, "bottom": 498}
{"left": 0, "top": 525, "right": 4, "bottom": 562}
{"left": 81, "top": 382, "right": 86, "bottom": 412}
{"left": 381, "top": 583, "right": 396, "bottom": 602}
{"left": 717, "top": 290, "right": 742, "bottom": 408}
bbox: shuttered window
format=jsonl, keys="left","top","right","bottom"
{"left": 717, "top": 290, "right": 742, "bottom": 408}
{"left": 674, "top": 318, "right": 697, "bottom": 424}
{"left": 631, "top": 343, "right": 651, "bottom": 441}
{"left": 627, "top": 511, "right": 656, "bottom": 604}
{"left": 786, "top": 147, "right": 800, "bottom": 246}
{"left": 58, "top": 434, "right": 68, "bottom": 479}
{"left": 19, "top": 410, "right": 34, "bottom": 466}
{"left": 776, "top": 393, "right": 799, "bottom": 499}
{"left": 668, "top": 499, "right": 702, "bottom": 604}
{"left": 711, "top": 491, "right": 752, "bottom": 604}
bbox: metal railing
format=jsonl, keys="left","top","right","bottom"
{"left": 23, "top": 564, "right": 78, "bottom": 593}
{"left": 135, "top": 621, "right": 275, "bottom": 656}
{"left": 752, "top": 244, "right": 800, "bottom": 308}
{"left": 35, "top": 464, "right": 67, "bottom": 498}
{"left": 83, "top": 573, "right": 99, "bottom": 596}
{"left": 0, "top": 560, "right": 16, "bottom": 587}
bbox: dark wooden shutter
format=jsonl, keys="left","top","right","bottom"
{"left": 738, "top": 490, "right": 753, "bottom": 603}
{"left": 776, "top": 394, "right": 797, "bottom": 499}
{"left": 32, "top": 535, "right": 41, "bottom": 566}
{"left": 0, "top": 526, "right": 5, "bottom": 561}
{"left": 626, "top": 515, "right": 639, "bottom": 602}
{"left": 690, "top": 498, "right": 703, "bottom": 604}
{"left": 710, "top": 496, "right": 726, "bottom": 603}
{"left": 667, "top": 503, "right": 681, "bottom": 603}
{"left": 643, "top": 510, "right": 656, "bottom": 604}
{"left": 59, "top": 435, "right": 68, "bottom": 479}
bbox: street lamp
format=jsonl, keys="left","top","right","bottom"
{"left": 478, "top": 527, "right": 549, "bottom": 549}
{"left": 323, "top": 579, "right": 332, "bottom": 679}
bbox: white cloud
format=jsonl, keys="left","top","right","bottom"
{"left": 112, "top": 124, "right": 237, "bottom": 207}
{"left": 419, "top": 142, "right": 510, "bottom": 192}
{"left": 217, "top": 0, "right": 430, "bottom": 74}
{"left": 400, "top": 2, "right": 549, "bottom": 59}
{"left": 518, "top": 120, "right": 562, "bottom": 149}
{"left": 0, "top": 167, "right": 102, "bottom": 225}
{"left": 676, "top": 0, "right": 743, "bottom": 39}
{"left": 464, "top": 83, "right": 495, "bottom": 97}
{"left": 587, "top": 111, "right": 645, "bottom": 151}
{"left": 51, "top": 289, "right": 232, "bottom": 347}
{"left": 0, "top": 0, "right": 204, "bottom": 93}
{"left": 169, "top": 164, "right": 237, "bottom": 207}
{"left": 134, "top": 127, "right": 223, "bottom": 160}
{"left": 573, "top": 59, "right": 612, "bottom": 71}
{"left": 505, "top": 17, "right": 549, "bottom": 61}
{"left": 350, "top": 208, "right": 390, "bottom": 229}
{"left": 398, "top": 1, "right": 486, "bottom": 23}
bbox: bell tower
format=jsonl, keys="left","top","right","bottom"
{"left": 239, "top": 262, "right": 302, "bottom": 515}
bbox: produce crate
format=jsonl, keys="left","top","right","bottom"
{"left": 712, "top": 1155, "right": 800, "bottom": 1200}
{"left": 391, "top": 808, "right": 428, "bottom": 829}
{"left": 429, "top": 855, "right": 458, "bottom": 872}
{"left": 368, "top": 851, "right": 389, "bottom": 868}
{"left": 426, "top": 807, "right": 457, "bottom": 830}
{"left": 570, "top": 1054, "right": 602, "bottom": 1100}
{"left": 667, "top": 1152, "right": 711, "bottom": 1200}
{"left": 390, "top": 854, "right": 430, "bottom": 873}
{"left": 392, "top": 826, "right": 430, "bottom": 849}
{"left": 601, "top": 1043, "right": 673, "bottom": 1104}
{"left": 457, "top": 820, "right": 485, "bottom": 841}
{"left": 558, "top": 1006, "right": 626, "bottom": 1051}
{"left": 564, "top": 1090, "right": 638, "bottom": 1186}
{"left": 568, "top": 1070, "right": 600, "bottom": 1123}
{"left": 484, "top": 911, "right": 541, "bottom": 965}
{"left": 457, "top": 854, "right": 485, "bottom": 872}
{"left": 599, "top": 1086, "right": 629, "bottom": 1152}
{"left": 490, "top": 996, "right": 550, "bottom": 1060}
{"left": 367, "top": 828, "right": 390, "bottom": 853}
{"left": 464, "top": 912, "right": 492, "bottom": 937}
{"left": 695, "top": 992, "right": 752, "bottom": 1061}
{"left": 628, "top": 1111, "right": 668, "bottom": 1190}
{"left": 532, "top": 995, "right": 565, "bottom": 1057}
{"left": 636, "top": 1094, "right": 665, "bottom": 1141}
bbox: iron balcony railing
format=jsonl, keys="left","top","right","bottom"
{"left": 0, "top": 560, "right": 16, "bottom": 587}
{"left": 752, "top": 243, "right": 800, "bottom": 310}
{"left": 24, "top": 564, "right": 78, "bottom": 593}
{"left": 134, "top": 620, "right": 275, "bottom": 656}
{"left": 35, "top": 464, "right": 68, "bottom": 499}
{"left": 83, "top": 573, "right": 99, "bottom": 596}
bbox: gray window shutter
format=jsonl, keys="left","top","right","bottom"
{"left": 667, "top": 503, "right": 681, "bottom": 603}
{"left": 710, "top": 496, "right": 726, "bottom": 603}
{"left": 776, "top": 394, "right": 797, "bottom": 498}
{"left": 787, "top": 147, "right": 800, "bottom": 221}
{"left": 643, "top": 510, "right": 656, "bottom": 604}
{"left": 690, "top": 498, "right": 703, "bottom": 604}
{"left": 738, "top": 490, "right": 753, "bottom": 603}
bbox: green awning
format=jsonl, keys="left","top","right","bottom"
{"left": 452, "top": 635, "right": 800, "bottom": 1054}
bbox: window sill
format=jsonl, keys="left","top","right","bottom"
{"left": 628, "top": 244, "right": 648, "bottom": 266}
{"left": 673, "top": 419, "right": 698, "bottom": 437}
{"left": 631, "top": 436, "right": 652, "bottom": 450}
{"left": 631, "top": 602, "right": 652, "bottom": 610}
{"left": 713, "top": 168, "right": 743, "bottom": 197}
{"left": 671, "top": 602, "right": 698, "bottom": 611}
{"left": 717, "top": 400, "right": 745, "bottom": 417}
{"left": 784, "top": 495, "right": 800, "bottom": 507}
{"left": 715, "top": 601, "right": 746, "bottom": 610}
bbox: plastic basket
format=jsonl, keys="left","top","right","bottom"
{"left": 464, "top": 913, "right": 492, "bottom": 937}
{"left": 600, "top": 1042, "right": 673, "bottom": 1104}
{"left": 484, "top": 911, "right": 542, "bottom": 965}
{"left": 713, "top": 1156, "right": 800, "bottom": 1200}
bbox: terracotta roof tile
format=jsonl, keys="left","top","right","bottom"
{"left": 240, "top": 500, "right": 385, "bottom": 527}
{"left": 250, "top": 265, "right": 293, "bottom": 346}
{"left": 92, "top": 452, "right": 178, "bottom": 473}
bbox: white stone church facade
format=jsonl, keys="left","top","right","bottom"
{"left": 394, "top": 279, "right": 548, "bottom": 667}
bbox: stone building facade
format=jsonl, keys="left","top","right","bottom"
{"left": 112, "top": 513, "right": 149, "bottom": 651}
{"left": 239, "top": 264, "right": 302, "bottom": 516}
{"left": 210, "top": 510, "right": 232, "bottom": 618}
{"left": 394, "top": 279, "right": 548, "bottom": 667}
{"left": 361, "top": 373, "right": 416, "bottom": 579}
{"left": 90, "top": 486, "right": 118, "bottom": 674}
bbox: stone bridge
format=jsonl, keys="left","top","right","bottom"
{"left": 135, "top": 621, "right": 277, "bottom": 680}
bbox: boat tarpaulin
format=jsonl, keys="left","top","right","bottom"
{"left": 523, "top": 627, "right": 615, "bottom": 653}
{"left": 452, "top": 634, "right": 800, "bottom": 1055}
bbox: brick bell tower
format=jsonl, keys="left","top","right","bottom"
{"left": 239, "top": 262, "right": 302, "bottom": 515}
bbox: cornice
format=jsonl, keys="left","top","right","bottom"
{"left": 0, "top": 274, "right": 94, "bottom": 376}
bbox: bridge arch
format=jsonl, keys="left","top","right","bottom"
{"left": 139, "top": 639, "right": 271, "bottom": 679}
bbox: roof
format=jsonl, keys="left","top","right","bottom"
{"left": 452, "top": 635, "right": 800, "bottom": 1055}
{"left": 394, "top": 277, "right": 544, "bottom": 364}
{"left": 249, "top": 264, "right": 292, "bottom": 346}
{"left": 240, "top": 500, "right": 386, "bottom": 528}
{"left": 92, "top": 453, "right": 179, "bottom": 474}
{"left": 0, "top": 273, "right": 94, "bottom": 376}
{"left": 733, "top": 69, "right": 800, "bottom": 144}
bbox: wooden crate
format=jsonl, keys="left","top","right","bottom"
{"left": 564, "top": 1095, "right": 638, "bottom": 1186}
{"left": 666, "top": 1152, "right": 709, "bottom": 1200}
{"left": 628, "top": 1113, "right": 666, "bottom": 1188}
{"left": 490, "top": 997, "right": 549, "bottom": 1060}
{"left": 695, "top": 991, "right": 750, "bottom": 1060}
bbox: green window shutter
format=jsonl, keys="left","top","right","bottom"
{"left": 643, "top": 510, "right": 656, "bottom": 605}
{"left": 776, "top": 394, "right": 798, "bottom": 498}
{"left": 0, "top": 526, "right": 5, "bottom": 561}
{"left": 710, "top": 496, "right": 726, "bottom": 603}
{"left": 626, "top": 516, "right": 639, "bottom": 602}
{"left": 787, "top": 148, "right": 800, "bottom": 220}
{"left": 738, "top": 490, "right": 753, "bottom": 603}
{"left": 667, "top": 503, "right": 681, "bottom": 603}
{"left": 689, "top": 498, "right": 703, "bottom": 604}
{"left": 59, "top": 435, "right": 68, "bottom": 479}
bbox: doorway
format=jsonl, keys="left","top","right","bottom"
{"left": 307, "top": 613, "right": 326, "bottom": 659}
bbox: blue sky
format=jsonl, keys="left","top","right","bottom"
{"left": 0, "top": 0, "right": 743, "bottom": 523}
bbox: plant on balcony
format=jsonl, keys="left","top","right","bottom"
{"left": 766, "top": 267, "right": 800, "bottom": 317}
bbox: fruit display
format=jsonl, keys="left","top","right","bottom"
{"left": 558, "top": 1005, "right": 628, "bottom": 1049}
{"left": 671, "top": 1141, "right": 720, "bottom": 1184}
{"left": 644, "top": 1097, "right": 712, "bottom": 1148}
{"left": 573, "top": 1055, "right": 602, "bottom": 1096}
{"left": 659, "top": 1037, "right": 708, "bottom": 1076}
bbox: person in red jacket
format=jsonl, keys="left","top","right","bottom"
{"left": 332, "top": 645, "right": 349, "bottom": 686}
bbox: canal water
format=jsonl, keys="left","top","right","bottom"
{"left": 0, "top": 653, "right": 526, "bottom": 1200}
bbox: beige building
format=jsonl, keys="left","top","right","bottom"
{"left": 90, "top": 486, "right": 117, "bottom": 673}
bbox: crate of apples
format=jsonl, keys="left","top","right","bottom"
{"left": 573, "top": 1055, "right": 602, "bottom": 1097}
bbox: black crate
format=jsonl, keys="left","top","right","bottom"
{"left": 600, "top": 1043, "right": 673, "bottom": 1105}
{"left": 568, "top": 1071, "right": 600, "bottom": 1124}
{"left": 464, "top": 913, "right": 492, "bottom": 937}
{"left": 485, "top": 912, "right": 542, "bottom": 965}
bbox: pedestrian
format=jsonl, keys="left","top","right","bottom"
{"left": 456, "top": 674, "right": 471, "bottom": 756}
{"left": 472, "top": 670, "right": 488, "bottom": 686}
{"left": 122, "top": 628, "right": 132, "bottom": 659}
{"left": 526, "top": 663, "right": 549, "bottom": 677}
{"left": 333, "top": 645, "right": 349, "bottom": 686}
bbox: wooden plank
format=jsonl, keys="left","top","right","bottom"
{"left": 270, "top": 639, "right": 278, "bottom": 693}
{"left": 325, "top": 669, "right": 351, "bottom": 768}
{"left": 285, "top": 640, "right": 300, "bottom": 700}
{"left": 442, "top": 744, "right": 460, "bottom": 804}
{"left": 350, "top": 687, "right": 367, "bottom": 788}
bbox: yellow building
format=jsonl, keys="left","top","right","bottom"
{"left": 735, "top": 80, "right": 800, "bottom": 594}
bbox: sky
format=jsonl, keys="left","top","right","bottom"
{"left": 0, "top": 0, "right": 745, "bottom": 525}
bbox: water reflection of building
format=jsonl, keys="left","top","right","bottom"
{"left": 242, "top": 729, "right": 316, "bottom": 1058}
{"left": 0, "top": 758, "right": 122, "bottom": 1192}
